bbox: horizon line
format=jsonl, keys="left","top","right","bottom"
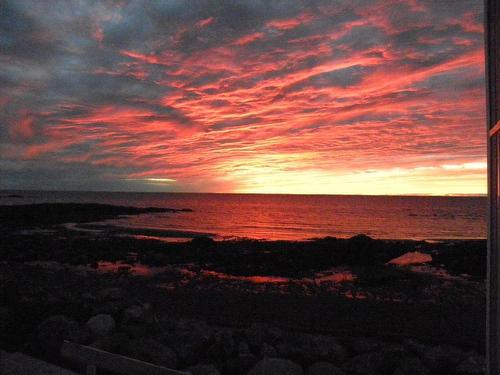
{"left": 0, "top": 188, "right": 488, "bottom": 198}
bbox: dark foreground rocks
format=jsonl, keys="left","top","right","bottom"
{"left": 13, "top": 289, "right": 483, "bottom": 375}
{"left": 0, "top": 213, "right": 487, "bottom": 375}
{"left": 0, "top": 256, "right": 486, "bottom": 375}
{"left": 248, "top": 358, "right": 303, "bottom": 375}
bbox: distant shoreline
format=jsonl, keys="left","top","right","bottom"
{"left": 0, "top": 189, "right": 488, "bottom": 199}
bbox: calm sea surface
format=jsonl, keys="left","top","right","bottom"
{"left": 0, "top": 191, "right": 487, "bottom": 241}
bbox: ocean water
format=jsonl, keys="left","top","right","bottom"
{"left": 0, "top": 190, "right": 487, "bottom": 241}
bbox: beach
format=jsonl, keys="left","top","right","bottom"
{"left": 0, "top": 202, "right": 486, "bottom": 374}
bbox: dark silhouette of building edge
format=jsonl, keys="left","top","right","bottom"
{"left": 486, "top": 0, "right": 500, "bottom": 374}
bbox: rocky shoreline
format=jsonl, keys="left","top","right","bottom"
{"left": 0, "top": 203, "right": 487, "bottom": 374}
{"left": 0, "top": 262, "right": 485, "bottom": 375}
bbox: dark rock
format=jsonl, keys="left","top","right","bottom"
{"left": 0, "top": 203, "right": 183, "bottom": 228}
{"left": 191, "top": 236, "right": 215, "bottom": 248}
{"left": 186, "top": 364, "right": 221, "bottom": 375}
{"left": 90, "top": 332, "right": 129, "bottom": 354}
{"left": 157, "top": 314, "right": 181, "bottom": 330}
{"left": 96, "top": 287, "right": 126, "bottom": 301}
{"left": 207, "top": 328, "right": 236, "bottom": 362}
{"left": 121, "top": 304, "right": 154, "bottom": 328}
{"left": 278, "top": 332, "right": 346, "bottom": 364}
{"left": 239, "top": 341, "right": 253, "bottom": 358}
{"left": 177, "top": 319, "right": 213, "bottom": 340}
{"left": 456, "top": 355, "right": 486, "bottom": 375}
{"left": 245, "top": 323, "right": 283, "bottom": 349}
{"left": 260, "top": 343, "right": 278, "bottom": 358}
{"left": 0, "top": 350, "right": 79, "bottom": 374}
{"left": 350, "top": 234, "right": 374, "bottom": 242}
{"left": 0, "top": 279, "right": 20, "bottom": 305}
{"left": 81, "top": 292, "right": 96, "bottom": 301}
{"left": 394, "top": 356, "right": 430, "bottom": 375}
{"left": 86, "top": 314, "right": 116, "bottom": 339}
{"left": 126, "top": 338, "right": 177, "bottom": 369}
{"left": 345, "top": 352, "right": 382, "bottom": 375}
{"left": 348, "top": 338, "right": 384, "bottom": 354}
{"left": 346, "top": 347, "right": 405, "bottom": 375}
{"left": 122, "top": 324, "right": 149, "bottom": 339}
{"left": 92, "top": 300, "right": 127, "bottom": 316}
{"left": 403, "top": 338, "right": 430, "bottom": 357}
{"left": 160, "top": 319, "right": 213, "bottom": 366}
{"left": 37, "top": 315, "right": 87, "bottom": 355}
{"left": 222, "top": 357, "right": 259, "bottom": 375}
{"left": 307, "top": 361, "right": 345, "bottom": 375}
{"left": 248, "top": 358, "right": 303, "bottom": 375}
{"left": 122, "top": 305, "right": 146, "bottom": 325}
{"left": 422, "top": 344, "right": 469, "bottom": 373}
{"left": 0, "top": 307, "right": 10, "bottom": 332}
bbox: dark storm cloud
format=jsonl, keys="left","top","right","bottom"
{"left": 102, "top": 0, "right": 304, "bottom": 53}
{"left": 0, "top": 1, "right": 60, "bottom": 61}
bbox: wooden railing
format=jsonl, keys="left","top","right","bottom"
{"left": 61, "top": 341, "right": 189, "bottom": 375}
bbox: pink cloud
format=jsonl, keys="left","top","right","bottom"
{"left": 4, "top": 0, "right": 486, "bottom": 194}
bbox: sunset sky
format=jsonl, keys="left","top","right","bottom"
{"left": 0, "top": 0, "right": 486, "bottom": 195}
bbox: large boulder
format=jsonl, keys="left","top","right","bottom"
{"left": 307, "top": 361, "right": 345, "bottom": 375}
{"left": 248, "top": 358, "right": 303, "bottom": 375}
{"left": 125, "top": 338, "right": 177, "bottom": 369}
{"left": 86, "top": 314, "right": 116, "bottom": 339}
{"left": 160, "top": 319, "right": 213, "bottom": 365}
{"left": 37, "top": 315, "right": 87, "bottom": 355}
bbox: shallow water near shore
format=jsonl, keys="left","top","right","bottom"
{"left": 0, "top": 190, "right": 487, "bottom": 241}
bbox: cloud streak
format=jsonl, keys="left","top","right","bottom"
{"left": 0, "top": 0, "right": 486, "bottom": 195}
